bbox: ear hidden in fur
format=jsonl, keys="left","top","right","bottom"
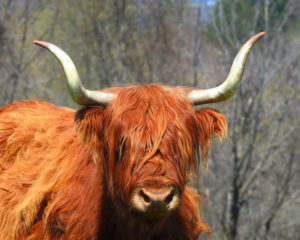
{"left": 195, "top": 108, "right": 227, "bottom": 160}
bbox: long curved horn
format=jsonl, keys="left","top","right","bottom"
{"left": 34, "top": 41, "right": 116, "bottom": 106}
{"left": 188, "top": 32, "right": 265, "bottom": 105}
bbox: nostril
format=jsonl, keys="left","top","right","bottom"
{"left": 139, "top": 189, "right": 151, "bottom": 203}
{"left": 164, "top": 190, "right": 174, "bottom": 205}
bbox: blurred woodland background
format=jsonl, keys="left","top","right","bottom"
{"left": 0, "top": 0, "right": 299, "bottom": 239}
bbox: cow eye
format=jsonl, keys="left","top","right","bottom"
{"left": 116, "top": 141, "right": 126, "bottom": 162}
{"left": 120, "top": 143, "right": 126, "bottom": 156}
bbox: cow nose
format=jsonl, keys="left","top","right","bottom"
{"left": 131, "top": 186, "right": 181, "bottom": 218}
{"left": 139, "top": 187, "right": 176, "bottom": 209}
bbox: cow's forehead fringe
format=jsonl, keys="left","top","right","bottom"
{"left": 104, "top": 84, "right": 200, "bottom": 168}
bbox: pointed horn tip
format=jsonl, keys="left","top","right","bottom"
{"left": 248, "top": 32, "right": 266, "bottom": 44}
{"left": 33, "top": 40, "right": 51, "bottom": 48}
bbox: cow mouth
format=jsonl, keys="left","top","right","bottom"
{"left": 130, "top": 186, "right": 181, "bottom": 220}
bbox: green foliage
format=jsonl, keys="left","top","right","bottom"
{"left": 205, "top": 0, "right": 291, "bottom": 47}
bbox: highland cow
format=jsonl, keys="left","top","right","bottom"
{"left": 0, "top": 32, "right": 264, "bottom": 239}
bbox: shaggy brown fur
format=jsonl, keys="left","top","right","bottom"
{"left": 0, "top": 84, "right": 226, "bottom": 239}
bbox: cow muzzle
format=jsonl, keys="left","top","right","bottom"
{"left": 130, "top": 186, "right": 180, "bottom": 219}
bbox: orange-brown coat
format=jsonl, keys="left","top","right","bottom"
{"left": 0, "top": 85, "right": 226, "bottom": 239}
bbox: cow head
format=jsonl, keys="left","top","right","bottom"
{"left": 34, "top": 32, "right": 264, "bottom": 220}
{"left": 74, "top": 85, "right": 227, "bottom": 220}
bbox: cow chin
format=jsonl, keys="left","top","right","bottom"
{"left": 130, "top": 186, "right": 181, "bottom": 220}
